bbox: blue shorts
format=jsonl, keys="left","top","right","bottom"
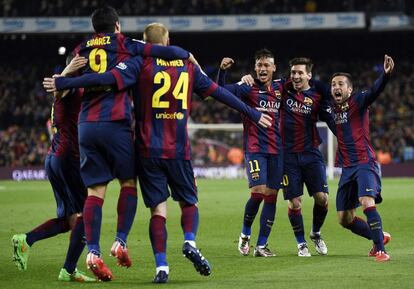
{"left": 78, "top": 121, "right": 135, "bottom": 187}
{"left": 336, "top": 162, "right": 382, "bottom": 211}
{"left": 136, "top": 157, "right": 197, "bottom": 208}
{"left": 244, "top": 153, "right": 283, "bottom": 190}
{"left": 282, "top": 148, "right": 328, "bottom": 200}
{"left": 45, "top": 153, "right": 86, "bottom": 218}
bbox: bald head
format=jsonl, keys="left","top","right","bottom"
{"left": 143, "top": 23, "right": 169, "bottom": 46}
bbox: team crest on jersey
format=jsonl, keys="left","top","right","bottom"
{"left": 274, "top": 90, "right": 282, "bottom": 99}
{"left": 251, "top": 172, "right": 260, "bottom": 181}
{"left": 304, "top": 97, "right": 313, "bottom": 107}
{"left": 340, "top": 102, "right": 349, "bottom": 111}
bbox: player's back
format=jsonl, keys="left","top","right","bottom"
{"left": 74, "top": 33, "right": 135, "bottom": 123}
{"left": 49, "top": 89, "right": 83, "bottom": 158}
{"left": 135, "top": 57, "right": 216, "bottom": 160}
{"left": 135, "top": 57, "right": 195, "bottom": 159}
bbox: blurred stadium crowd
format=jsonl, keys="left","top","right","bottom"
{"left": 1, "top": 0, "right": 412, "bottom": 16}
{"left": 1, "top": 0, "right": 413, "bottom": 167}
{"left": 1, "top": 54, "right": 413, "bottom": 167}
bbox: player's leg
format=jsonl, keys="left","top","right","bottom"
{"left": 357, "top": 163, "right": 389, "bottom": 261}
{"left": 150, "top": 202, "right": 169, "bottom": 283}
{"left": 84, "top": 184, "right": 113, "bottom": 280}
{"left": 57, "top": 157, "right": 94, "bottom": 282}
{"left": 239, "top": 154, "right": 267, "bottom": 255}
{"left": 303, "top": 150, "right": 329, "bottom": 255}
{"left": 336, "top": 174, "right": 372, "bottom": 239}
{"left": 12, "top": 154, "right": 71, "bottom": 271}
{"left": 101, "top": 121, "right": 137, "bottom": 267}
{"left": 58, "top": 213, "right": 95, "bottom": 282}
{"left": 110, "top": 178, "right": 137, "bottom": 268}
{"left": 168, "top": 159, "right": 211, "bottom": 276}
{"left": 136, "top": 157, "right": 170, "bottom": 283}
{"left": 283, "top": 153, "right": 309, "bottom": 256}
{"left": 254, "top": 154, "right": 283, "bottom": 257}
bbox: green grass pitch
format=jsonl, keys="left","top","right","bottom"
{"left": 1, "top": 178, "right": 414, "bottom": 289}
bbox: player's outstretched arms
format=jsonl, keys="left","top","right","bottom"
{"left": 384, "top": 54, "right": 395, "bottom": 74}
{"left": 241, "top": 74, "right": 255, "bottom": 86}
{"left": 43, "top": 72, "right": 116, "bottom": 92}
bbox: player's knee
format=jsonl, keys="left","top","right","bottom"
{"left": 337, "top": 212, "right": 353, "bottom": 227}
{"left": 359, "top": 196, "right": 375, "bottom": 209}
{"left": 251, "top": 185, "right": 267, "bottom": 195}
{"left": 151, "top": 202, "right": 167, "bottom": 218}
{"left": 120, "top": 178, "right": 136, "bottom": 188}
{"left": 289, "top": 197, "right": 302, "bottom": 209}
{"left": 314, "top": 192, "right": 328, "bottom": 206}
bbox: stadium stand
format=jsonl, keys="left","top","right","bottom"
{"left": 1, "top": 0, "right": 411, "bottom": 16}
{"left": 0, "top": 1, "right": 413, "bottom": 167}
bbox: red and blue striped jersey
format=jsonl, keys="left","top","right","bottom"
{"left": 217, "top": 71, "right": 282, "bottom": 155}
{"left": 112, "top": 57, "right": 219, "bottom": 160}
{"left": 48, "top": 89, "right": 83, "bottom": 158}
{"left": 72, "top": 33, "right": 189, "bottom": 123}
{"left": 332, "top": 72, "right": 389, "bottom": 167}
{"left": 280, "top": 79, "right": 330, "bottom": 153}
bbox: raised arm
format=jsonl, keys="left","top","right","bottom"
{"left": 216, "top": 57, "right": 245, "bottom": 95}
{"left": 357, "top": 55, "right": 394, "bottom": 108}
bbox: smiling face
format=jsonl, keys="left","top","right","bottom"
{"left": 331, "top": 75, "right": 353, "bottom": 104}
{"left": 255, "top": 57, "right": 276, "bottom": 86}
{"left": 290, "top": 64, "right": 312, "bottom": 91}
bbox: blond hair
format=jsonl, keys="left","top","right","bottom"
{"left": 143, "top": 23, "right": 169, "bottom": 44}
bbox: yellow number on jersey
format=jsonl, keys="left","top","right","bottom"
{"left": 153, "top": 71, "right": 171, "bottom": 108}
{"left": 152, "top": 71, "right": 189, "bottom": 109}
{"left": 248, "top": 160, "right": 260, "bottom": 173}
{"left": 89, "top": 48, "right": 107, "bottom": 73}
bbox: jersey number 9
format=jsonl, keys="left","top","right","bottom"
{"left": 89, "top": 48, "right": 107, "bottom": 73}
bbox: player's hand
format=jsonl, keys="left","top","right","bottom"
{"left": 258, "top": 113, "right": 272, "bottom": 128}
{"left": 43, "top": 77, "right": 57, "bottom": 92}
{"left": 384, "top": 54, "right": 394, "bottom": 74}
{"left": 241, "top": 74, "right": 255, "bottom": 86}
{"left": 61, "top": 54, "right": 88, "bottom": 76}
{"left": 188, "top": 53, "right": 200, "bottom": 67}
{"left": 220, "top": 57, "right": 234, "bottom": 70}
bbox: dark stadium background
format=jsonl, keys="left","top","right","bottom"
{"left": 1, "top": 0, "right": 413, "bottom": 177}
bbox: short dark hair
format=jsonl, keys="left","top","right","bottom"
{"left": 91, "top": 6, "right": 119, "bottom": 33}
{"left": 289, "top": 57, "right": 313, "bottom": 72}
{"left": 254, "top": 48, "right": 275, "bottom": 62}
{"left": 331, "top": 72, "right": 353, "bottom": 88}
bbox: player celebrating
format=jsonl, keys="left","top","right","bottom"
{"left": 65, "top": 6, "right": 191, "bottom": 281}
{"left": 217, "top": 50, "right": 283, "bottom": 257}
{"left": 282, "top": 58, "right": 330, "bottom": 257}
{"left": 43, "top": 23, "right": 272, "bottom": 283}
{"left": 329, "top": 55, "right": 394, "bottom": 262}
{"left": 242, "top": 58, "right": 332, "bottom": 257}
{"left": 12, "top": 56, "right": 95, "bottom": 282}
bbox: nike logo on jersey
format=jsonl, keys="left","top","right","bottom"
{"left": 258, "top": 90, "right": 267, "bottom": 93}
{"left": 365, "top": 188, "right": 374, "bottom": 192}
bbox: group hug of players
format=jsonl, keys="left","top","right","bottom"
{"left": 12, "top": 5, "right": 395, "bottom": 284}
